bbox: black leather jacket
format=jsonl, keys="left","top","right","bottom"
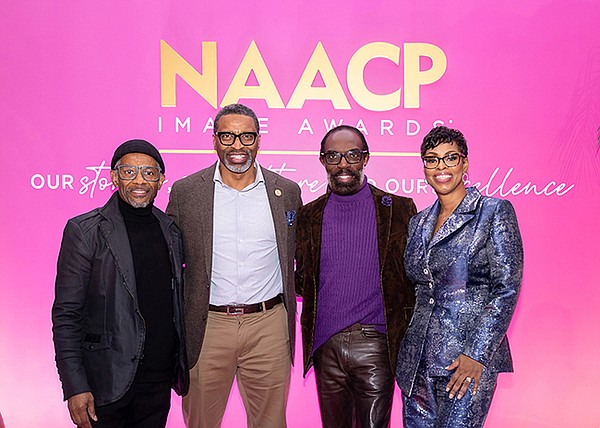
{"left": 52, "top": 193, "right": 188, "bottom": 406}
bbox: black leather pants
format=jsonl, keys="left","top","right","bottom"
{"left": 313, "top": 324, "right": 394, "bottom": 428}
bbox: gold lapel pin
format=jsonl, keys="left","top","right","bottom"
{"left": 275, "top": 189, "right": 282, "bottom": 197}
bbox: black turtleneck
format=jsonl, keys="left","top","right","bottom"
{"left": 118, "top": 195, "right": 176, "bottom": 383}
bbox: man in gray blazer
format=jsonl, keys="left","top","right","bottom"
{"left": 167, "top": 104, "right": 302, "bottom": 428}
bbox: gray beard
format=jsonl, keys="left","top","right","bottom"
{"left": 222, "top": 150, "right": 253, "bottom": 174}
{"left": 129, "top": 200, "right": 150, "bottom": 208}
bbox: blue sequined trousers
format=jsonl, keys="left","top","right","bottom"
{"left": 402, "top": 359, "right": 498, "bottom": 428}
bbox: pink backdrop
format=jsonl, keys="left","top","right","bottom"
{"left": 1, "top": 1, "right": 599, "bottom": 427}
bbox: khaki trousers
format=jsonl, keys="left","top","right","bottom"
{"left": 183, "top": 303, "right": 290, "bottom": 428}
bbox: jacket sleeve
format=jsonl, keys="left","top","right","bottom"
{"left": 463, "top": 199, "right": 524, "bottom": 366}
{"left": 294, "top": 205, "right": 309, "bottom": 297}
{"left": 169, "top": 221, "right": 190, "bottom": 396}
{"left": 166, "top": 181, "right": 180, "bottom": 225}
{"left": 293, "top": 183, "right": 303, "bottom": 213}
{"left": 51, "top": 220, "right": 93, "bottom": 400}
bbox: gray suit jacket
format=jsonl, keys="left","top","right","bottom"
{"left": 167, "top": 163, "right": 302, "bottom": 368}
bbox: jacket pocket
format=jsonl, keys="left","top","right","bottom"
{"left": 82, "top": 333, "right": 111, "bottom": 351}
{"left": 361, "top": 327, "right": 386, "bottom": 339}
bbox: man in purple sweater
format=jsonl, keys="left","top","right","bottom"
{"left": 296, "top": 125, "right": 416, "bottom": 427}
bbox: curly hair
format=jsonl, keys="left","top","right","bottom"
{"left": 421, "top": 126, "right": 468, "bottom": 157}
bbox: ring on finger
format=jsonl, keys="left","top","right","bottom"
{"left": 464, "top": 377, "right": 472, "bottom": 383}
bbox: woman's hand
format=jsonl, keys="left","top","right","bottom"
{"left": 445, "top": 354, "right": 484, "bottom": 399}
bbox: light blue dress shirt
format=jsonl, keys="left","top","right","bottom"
{"left": 210, "top": 162, "right": 283, "bottom": 306}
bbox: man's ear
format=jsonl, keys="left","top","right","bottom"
{"left": 110, "top": 169, "right": 119, "bottom": 187}
{"left": 157, "top": 173, "right": 165, "bottom": 190}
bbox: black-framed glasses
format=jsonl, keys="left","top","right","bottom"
{"left": 115, "top": 165, "right": 162, "bottom": 182}
{"left": 320, "top": 149, "right": 369, "bottom": 165}
{"left": 421, "top": 152, "right": 466, "bottom": 169}
{"left": 214, "top": 131, "right": 258, "bottom": 146}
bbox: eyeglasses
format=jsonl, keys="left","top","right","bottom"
{"left": 421, "top": 152, "right": 466, "bottom": 169}
{"left": 115, "top": 165, "right": 162, "bottom": 182}
{"left": 214, "top": 131, "right": 258, "bottom": 146}
{"left": 320, "top": 149, "right": 369, "bottom": 165}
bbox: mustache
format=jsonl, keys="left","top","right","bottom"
{"left": 128, "top": 184, "right": 151, "bottom": 191}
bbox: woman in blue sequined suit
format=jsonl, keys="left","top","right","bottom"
{"left": 396, "top": 126, "right": 523, "bottom": 428}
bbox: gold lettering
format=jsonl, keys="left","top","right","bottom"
{"left": 403, "top": 43, "right": 447, "bottom": 108}
{"left": 160, "top": 40, "right": 217, "bottom": 108}
{"left": 347, "top": 43, "right": 401, "bottom": 111}
{"left": 221, "top": 41, "right": 284, "bottom": 108}
{"left": 287, "top": 42, "right": 350, "bottom": 109}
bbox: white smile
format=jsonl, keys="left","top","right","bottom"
{"left": 335, "top": 174, "right": 353, "bottom": 182}
{"left": 434, "top": 173, "right": 452, "bottom": 182}
{"left": 228, "top": 153, "right": 248, "bottom": 163}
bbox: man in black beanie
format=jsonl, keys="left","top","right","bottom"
{"left": 52, "top": 139, "right": 188, "bottom": 428}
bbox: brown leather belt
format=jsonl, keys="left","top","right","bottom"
{"left": 209, "top": 294, "right": 283, "bottom": 315}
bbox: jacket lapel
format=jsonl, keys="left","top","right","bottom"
{"left": 308, "top": 194, "right": 329, "bottom": 273}
{"left": 371, "top": 186, "right": 391, "bottom": 274}
{"left": 197, "top": 164, "right": 216, "bottom": 279}
{"left": 264, "top": 168, "right": 288, "bottom": 268}
{"left": 428, "top": 188, "right": 481, "bottom": 249}
{"left": 99, "top": 194, "right": 138, "bottom": 302}
{"left": 154, "top": 208, "right": 178, "bottom": 278}
{"left": 411, "top": 203, "right": 437, "bottom": 253}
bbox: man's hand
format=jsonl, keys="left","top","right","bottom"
{"left": 67, "top": 392, "right": 97, "bottom": 428}
{"left": 445, "top": 354, "right": 484, "bottom": 399}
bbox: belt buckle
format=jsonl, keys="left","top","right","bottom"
{"left": 226, "top": 305, "right": 245, "bottom": 316}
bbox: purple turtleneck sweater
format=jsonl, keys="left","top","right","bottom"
{"left": 313, "top": 180, "right": 386, "bottom": 354}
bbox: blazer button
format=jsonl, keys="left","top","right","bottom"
{"left": 429, "top": 283, "right": 433, "bottom": 289}
{"left": 429, "top": 298, "right": 434, "bottom": 305}
{"left": 423, "top": 268, "right": 429, "bottom": 275}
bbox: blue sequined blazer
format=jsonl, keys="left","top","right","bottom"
{"left": 396, "top": 187, "right": 523, "bottom": 396}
